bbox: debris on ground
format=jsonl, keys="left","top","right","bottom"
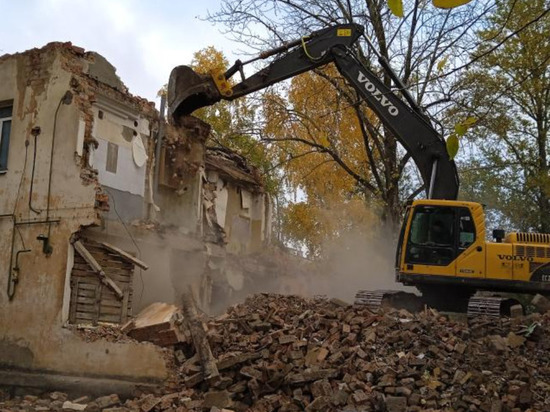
{"left": 3, "top": 293, "right": 550, "bottom": 411}
{"left": 67, "top": 323, "right": 136, "bottom": 344}
{"left": 122, "top": 302, "right": 188, "bottom": 347}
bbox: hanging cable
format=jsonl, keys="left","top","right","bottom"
{"left": 7, "top": 128, "right": 32, "bottom": 300}
{"left": 41, "top": 91, "right": 73, "bottom": 256}
{"left": 301, "top": 36, "right": 325, "bottom": 62}
{"left": 28, "top": 127, "right": 41, "bottom": 214}
{"left": 104, "top": 188, "right": 145, "bottom": 305}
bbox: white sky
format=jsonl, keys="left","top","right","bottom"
{"left": 0, "top": 0, "right": 240, "bottom": 105}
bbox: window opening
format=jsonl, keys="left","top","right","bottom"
{"left": 0, "top": 104, "right": 13, "bottom": 172}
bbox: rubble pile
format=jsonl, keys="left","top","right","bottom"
{"left": 2, "top": 294, "right": 550, "bottom": 411}
{"left": 180, "top": 294, "right": 550, "bottom": 411}
{"left": 68, "top": 324, "right": 136, "bottom": 344}
{"left": 123, "top": 303, "right": 187, "bottom": 347}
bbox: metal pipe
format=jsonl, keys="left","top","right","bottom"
{"left": 5, "top": 214, "right": 59, "bottom": 299}
{"left": 29, "top": 128, "right": 41, "bottom": 214}
{"left": 428, "top": 159, "right": 438, "bottom": 199}
{"left": 46, "top": 94, "right": 71, "bottom": 223}
{"left": 153, "top": 94, "right": 166, "bottom": 196}
{"left": 43, "top": 91, "right": 73, "bottom": 255}
{"left": 7, "top": 220, "right": 17, "bottom": 300}
{"left": 15, "top": 218, "right": 61, "bottom": 226}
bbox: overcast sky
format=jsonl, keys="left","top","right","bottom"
{"left": 0, "top": 0, "right": 240, "bottom": 105}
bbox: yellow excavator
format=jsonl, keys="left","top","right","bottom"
{"left": 168, "top": 24, "right": 550, "bottom": 316}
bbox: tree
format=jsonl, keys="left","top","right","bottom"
{"left": 206, "top": 0, "right": 492, "bottom": 254}
{"left": 262, "top": 65, "right": 384, "bottom": 257}
{"left": 453, "top": 0, "right": 550, "bottom": 232}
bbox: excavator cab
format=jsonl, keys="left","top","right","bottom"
{"left": 397, "top": 200, "right": 480, "bottom": 275}
{"left": 405, "top": 205, "right": 472, "bottom": 266}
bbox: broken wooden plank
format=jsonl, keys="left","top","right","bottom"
{"left": 123, "top": 302, "right": 187, "bottom": 346}
{"left": 120, "top": 288, "right": 130, "bottom": 323}
{"left": 100, "top": 242, "right": 149, "bottom": 270}
{"left": 69, "top": 280, "right": 79, "bottom": 324}
{"left": 73, "top": 240, "right": 123, "bottom": 300}
{"left": 217, "top": 352, "right": 262, "bottom": 371}
{"left": 181, "top": 286, "right": 219, "bottom": 383}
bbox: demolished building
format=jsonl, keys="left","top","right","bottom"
{"left": 0, "top": 42, "right": 288, "bottom": 392}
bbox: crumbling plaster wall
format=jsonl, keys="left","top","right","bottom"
{"left": 87, "top": 116, "right": 210, "bottom": 313}
{"left": 214, "top": 182, "right": 272, "bottom": 256}
{"left": 0, "top": 44, "right": 166, "bottom": 386}
{"left": 204, "top": 152, "right": 272, "bottom": 256}
{"left": 156, "top": 120, "right": 207, "bottom": 233}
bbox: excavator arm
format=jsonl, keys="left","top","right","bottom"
{"left": 168, "top": 24, "right": 459, "bottom": 200}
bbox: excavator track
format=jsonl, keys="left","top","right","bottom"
{"left": 467, "top": 296, "right": 523, "bottom": 317}
{"left": 354, "top": 290, "right": 423, "bottom": 312}
{"left": 354, "top": 290, "right": 392, "bottom": 309}
{"left": 356, "top": 290, "right": 524, "bottom": 318}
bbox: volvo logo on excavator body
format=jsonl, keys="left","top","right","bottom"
{"left": 357, "top": 72, "right": 399, "bottom": 117}
{"left": 497, "top": 254, "right": 534, "bottom": 262}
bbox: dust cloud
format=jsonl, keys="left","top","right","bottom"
{"left": 214, "top": 225, "right": 415, "bottom": 310}
{"left": 306, "top": 228, "right": 413, "bottom": 302}
{"left": 132, "top": 215, "right": 413, "bottom": 314}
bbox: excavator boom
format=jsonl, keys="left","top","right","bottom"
{"left": 168, "top": 24, "right": 363, "bottom": 118}
{"left": 168, "top": 23, "right": 458, "bottom": 200}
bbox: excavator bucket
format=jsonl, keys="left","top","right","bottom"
{"left": 167, "top": 65, "right": 223, "bottom": 120}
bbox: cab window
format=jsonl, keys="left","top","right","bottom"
{"left": 458, "top": 208, "right": 475, "bottom": 249}
{"left": 406, "top": 206, "right": 455, "bottom": 266}
{"left": 405, "top": 206, "right": 476, "bottom": 266}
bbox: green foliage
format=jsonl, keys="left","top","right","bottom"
{"left": 446, "top": 117, "right": 476, "bottom": 159}
{"left": 446, "top": 134, "right": 459, "bottom": 160}
{"left": 454, "top": 0, "right": 550, "bottom": 231}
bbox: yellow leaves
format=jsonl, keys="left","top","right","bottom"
{"left": 282, "top": 196, "right": 381, "bottom": 258}
{"left": 446, "top": 134, "right": 459, "bottom": 160}
{"left": 387, "top": 0, "right": 404, "bottom": 17}
{"left": 454, "top": 123, "right": 467, "bottom": 136}
{"left": 190, "top": 46, "right": 228, "bottom": 75}
{"left": 437, "top": 56, "right": 448, "bottom": 72}
{"left": 455, "top": 117, "right": 477, "bottom": 136}
{"left": 262, "top": 65, "right": 380, "bottom": 257}
{"left": 318, "top": 134, "right": 330, "bottom": 148}
{"left": 388, "top": 0, "right": 471, "bottom": 17}
{"left": 432, "top": 0, "right": 472, "bottom": 9}
{"left": 446, "top": 117, "right": 477, "bottom": 160}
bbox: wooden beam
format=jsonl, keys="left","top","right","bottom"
{"left": 181, "top": 286, "right": 219, "bottom": 383}
{"left": 73, "top": 240, "right": 124, "bottom": 300}
{"left": 69, "top": 280, "right": 79, "bottom": 324}
{"left": 120, "top": 288, "right": 130, "bottom": 323}
{"left": 100, "top": 242, "right": 149, "bottom": 270}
